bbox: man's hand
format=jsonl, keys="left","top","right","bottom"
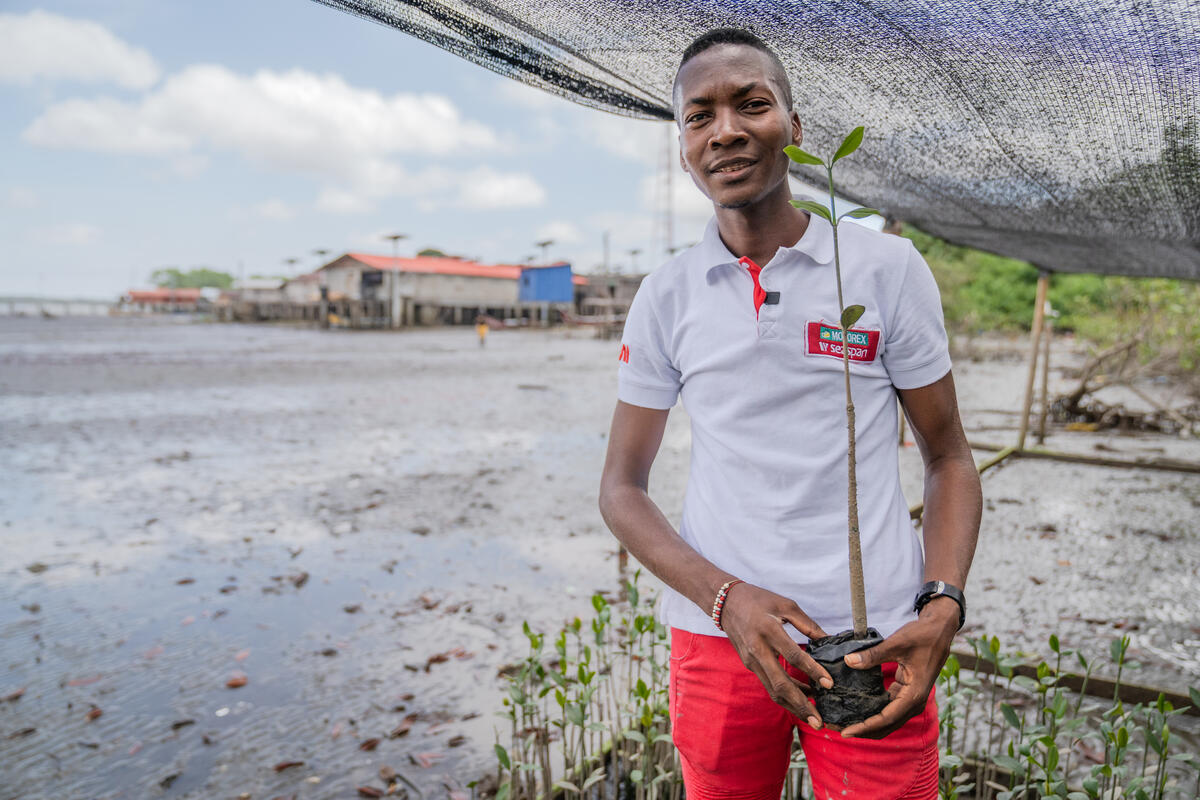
{"left": 837, "top": 597, "right": 959, "bottom": 739}
{"left": 720, "top": 583, "right": 834, "bottom": 729}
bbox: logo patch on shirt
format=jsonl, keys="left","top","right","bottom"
{"left": 618, "top": 344, "right": 630, "bottom": 363}
{"left": 805, "top": 321, "right": 880, "bottom": 362}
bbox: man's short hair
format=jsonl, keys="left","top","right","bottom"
{"left": 673, "top": 28, "right": 794, "bottom": 122}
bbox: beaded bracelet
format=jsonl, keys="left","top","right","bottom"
{"left": 711, "top": 579, "right": 745, "bottom": 631}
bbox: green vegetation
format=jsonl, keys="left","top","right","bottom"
{"left": 492, "top": 584, "right": 1200, "bottom": 800}
{"left": 150, "top": 267, "right": 234, "bottom": 289}
{"left": 904, "top": 227, "right": 1200, "bottom": 376}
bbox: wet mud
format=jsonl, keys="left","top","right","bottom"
{"left": 1, "top": 318, "right": 1197, "bottom": 798}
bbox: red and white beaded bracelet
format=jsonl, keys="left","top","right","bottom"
{"left": 711, "top": 579, "right": 745, "bottom": 631}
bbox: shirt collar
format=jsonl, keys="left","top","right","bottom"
{"left": 701, "top": 211, "right": 836, "bottom": 279}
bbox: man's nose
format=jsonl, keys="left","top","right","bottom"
{"left": 709, "top": 108, "right": 747, "bottom": 148}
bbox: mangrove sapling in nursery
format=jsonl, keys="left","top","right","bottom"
{"left": 784, "top": 127, "right": 891, "bottom": 728}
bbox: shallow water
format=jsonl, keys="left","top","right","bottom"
{"left": 1, "top": 317, "right": 1196, "bottom": 798}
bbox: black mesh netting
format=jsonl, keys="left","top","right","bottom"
{"left": 312, "top": 0, "right": 1200, "bottom": 280}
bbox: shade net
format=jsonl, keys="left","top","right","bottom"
{"left": 312, "top": 0, "right": 1200, "bottom": 280}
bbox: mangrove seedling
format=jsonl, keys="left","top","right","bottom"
{"left": 784, "top": 127, "right": 891, "bottom": 727}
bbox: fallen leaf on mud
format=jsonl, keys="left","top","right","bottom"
{"left": 380, "top": 765, "right": 397, "bottom": 781}
{"left": 67, "top": 675, "right": 102, "bottom": 687}
{"left": 234, "top": 649, "right": 250, "bottom": 662}
{"left": 226, "top": 672, "right": 248, "bottom": 689}
{"left": 447, "top": 735, "right": 467, "bottom": 747}
{"left": 1029, "top": 576, "right": 1044, "bottom": 585}
{"left": 86, "top": 707, "right": 102, "bottom": 721}
{"left": 21, "top": 602, "right": 40, "bottom": 613}
{"left": 291, "top": 572, "right": 309, "bottom": 589}
{"left": 357, "top": 788, "right": 384, "bottom": 798}
{"left": 181, "top": 615, "right": 196, "bottom": 626}
{"left": 411, "top": 751, "right": 444, "bottom": 768}
{"left": 8, "top": 728, "right": 35, "bottom": 739}
{"left": 26, "top": 562, "right": 48, "bottom": 574}
{"left": 77, "top": 741, "right": 100, "bottom": 749}
{"left": 289, "top": 547, "right": 303, "bottom": 559}
{"left": 220, "top": 584, "right": 238, "bottom": 594}
{"left": 461, "top": 712, "right": 479, "bottom": 721}
{"left": 344, "top": 604, "right": 362, "bottom": 614}
{"left": 176, "top": 577, "right": 195, "bottom": 585}
{"left": 171, "top": 719, "right": 195, "bottom": 730}
{"left": 400, "top": 693, "right": 415, "bottom": 701}
{"left": 1057, "top": 559, "right": 1071, "bottom": 566}
{"left": 319, "top": 647, "right": 338, "bottom": 657}
{"left": 359, "top": 737, "right": 381, "bottom": 751}
{"left": 159, "top": 773, "right": 180, "bottom": 789}
{"left": 202, "top": 734, "right": 215, "bottom": 745}
{"left": 3, "top": 687, "right": 25, "bottom": 702}
{"left": 128, "top": 741, "right": 143, "bottom": 755}
{"left": 424, "top": 653, "right": 450, "bottom": 671}
{"left": 418, "top": 594, "right": 439, "bottom": 610}
{"left": 273, "top": 760, "right": 305, "bottom": 772}
{"left": 331, "top": 722, "right": 343, "bottom": 739}
{"left": 412, "top": 526, "right": 431, "bottom": 536}
{"left": 390, "top": 714, "right": 418, "bottom": 738}
{"left": 143, "top": 645, "right": 165, "bottom": 659}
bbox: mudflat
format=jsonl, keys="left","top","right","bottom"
{"left": 2, "top": 316, "right": 1197, "bottom": 798}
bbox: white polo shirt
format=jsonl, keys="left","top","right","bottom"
{"left": 616, "top": 213, "right": 952, "bottom": 641}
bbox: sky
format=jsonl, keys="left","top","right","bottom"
{"left": 0, "top": 0, "right": 751, "bottom": 298}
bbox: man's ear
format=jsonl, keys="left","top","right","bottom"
{"left": 790, "top": 111, "right": 803, "bottom": 148}
{"left": 678, "top": 136, "right": 690, "bottom": 175}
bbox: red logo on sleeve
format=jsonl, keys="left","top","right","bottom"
{"left": 618, "top": 344, "right": 630, "bottom": 363}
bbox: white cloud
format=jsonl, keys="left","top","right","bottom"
{"left": 583, "top": 114, "right": 672, "bottom": 165}
{"left": 4, "top": 186, "right": 38, "bottom": 209}
{"left": 32, "top": 222, "right": 101, "bottom": 245}
{"left": 535, "top": 221, "right": 583, "bottom": 245}
{"left": 0, "top": 10, "right": 159, "bottom": 89}
{"left": 253, "top": 199, "right": 295, "bottom": 221}
{"left": 316, "top": 187, "right": 373, "bottom": 215}
{"left": 22, "top": 64, "right": 545, "bottom": 213}
{"left": 24, "top": 65, "right": 498, "bottom": 176}
{"left": 457, "top": 168, "right": 546, "bottom": 209}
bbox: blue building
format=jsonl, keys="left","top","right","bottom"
{"left": 518, "top": 263, "right": 574, "bottom": 303}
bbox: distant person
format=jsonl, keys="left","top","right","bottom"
{"left": 598, "top": 28, "right": 981, "bottom": 800}
{"left": 476, "top": 317, "right": 489, "bottom": 347}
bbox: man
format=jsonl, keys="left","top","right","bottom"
{"left": 597, "top": 28, "right": 982, "bottom": 800}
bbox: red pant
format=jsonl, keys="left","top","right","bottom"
{"left": 669, "top": 629, "right": 939, "bottom": 800}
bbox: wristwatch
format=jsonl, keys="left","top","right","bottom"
{"left": 914, "top": 580, "right": 966, "bottom": 631}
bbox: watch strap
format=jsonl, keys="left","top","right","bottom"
{"left": 914, "top": 580, "right": 966, "bottom": 631}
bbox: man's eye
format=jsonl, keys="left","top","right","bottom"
{"left": 744, "top": 100, "right": 769, "bottom": 110}
{"left": 686, "top": 113, "right": 709, "bottom": 125}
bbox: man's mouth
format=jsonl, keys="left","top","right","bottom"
{"left": 710, "top": 158, "right": 757, "bottom": 175}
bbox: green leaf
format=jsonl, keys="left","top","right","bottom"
{"left": 841, "top": 305, "right": 865, "bottom": 329}
{"left": 1001, "top": 703, "right": 1022, "bottom": 730}
{"left": 789, "top": 200, "right": 833, "bottom": 223}
{"left": 553, "top": 780, "right": 580, "bottom": 794}
{"left": 1189, "top": 686, "right": 1200, "bottom": 709}
{"left": 496, "top": 782, "right": 511, "bottom": 800}
{"left": 494, "top": 743, "right": 511, "bottom": 770}
{"left": 1049, "top": 634, "right": 1060, "bottom": 653}
{"left": 783, "top": 145, "right": 824, "bottom": 166}
{"left": 832, "top": 126, "right": 864, "bottom": 163}
{"left": 993, "top": 754, "right": 1023, "bottom": 773}
{"left": 622, "top": 729, "right": 647, "bottom": 743}
{"left": 840, "top": 207, "right": 882, "bottom": 220}
{"left": 582, "top": 769, "right": 606, "bottom": 790}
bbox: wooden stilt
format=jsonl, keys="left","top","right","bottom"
{"left": 1017, "top": 270, "right": 1050, "bottom": 450}
{"left": 1036, "top": 313, "right": 1053, "bottom": 445}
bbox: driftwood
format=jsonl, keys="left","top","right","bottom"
{"left": 1050, "top": 333, "right": 1197, "bottom": 436}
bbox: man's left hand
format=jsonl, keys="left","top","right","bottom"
{"left": 837, "top": 597, "right": 960, "bottom": 739}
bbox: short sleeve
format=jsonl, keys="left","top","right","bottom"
{"left": 616, "top": 278, "right": 681, "bottom": 409}
{"left": 882, "top": 243, "right": 953, "bottom": 390}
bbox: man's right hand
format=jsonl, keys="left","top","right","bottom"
{"left": 720, "top": 583, "right": 833, "bottom": 728}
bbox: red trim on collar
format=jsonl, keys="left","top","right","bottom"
{"left": 738, "top": 256, "right": 767, "bottom": 318}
